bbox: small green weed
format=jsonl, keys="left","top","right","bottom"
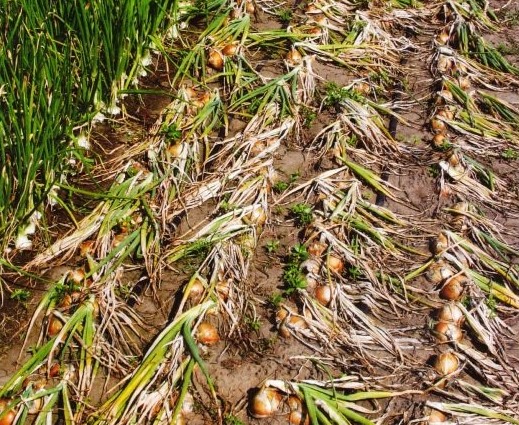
{"left": 264, "top": 239, "right": 280, "bottom": 253}
{"left": 323, "top": 82, "right": 358, "bottom": 109}
{"left": 11, "top": 288, "right": 31, "bottom": 304}
{"left": 273, "top": 181, "right": 289, "bottom": 193}
{"left": 268, "top": 292, "right": 283, "bottom": 308}
{"left": 224, "top": 415, "right": 246, "bottom": 425}
{"left": 245, "top": 316, "right": 262, "bottom": 332}
{"left": 501, "top": 148, "right": 518, "bottom": 160}
{"left": 290, "top": 203, "right": 313, "bottom": 227}
{"left": 427, "top": 165, "right": 440, "bottom": 178}
{"left": 282, "top": 244, "right": 309, "bottom": 295}
{"left": 277, "top": 8, "right": 293, "bottom": 25}
{"left": 300, "top": 105, "right": 317, "bottom": 128}
{"left": 160, "top": 123, "right": 182, "bottom": 141}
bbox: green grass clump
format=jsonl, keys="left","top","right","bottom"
{"left": 0, "top": 0, "right": 180, "bottom": 252}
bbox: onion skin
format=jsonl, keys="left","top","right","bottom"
{"left": 431, "top": 233, "right": 448, "bottom": 255}
{"left": 189, "top": 279, "right": 205, "bottom": 302}
{"left": 249, "top": 387, "right": 283, "bottom": 418}
{"left": 437, "top": 303, "right": 464, "bottom": 326}
{"left": 47, "top": 314, "right": 63, "bottom": 337}
{"left": 434, "top": 351, "right": 460, "bottom": 375}
{"left": 428, "top": 408, "right": 447, "bottom": 423}
{"left": 0, "top": 398, "right": 16, "bottom": 425}
{"left": 196, "top": 322, "right": 219, "bottom": 345}
{"left": 287, "top": 396, "right": 310, "bottom": 425}
{"left": 286, "top": 48, "right": 303, "bottom": 65}
{"left": 207, "top": 49, "right": 224, "bottom": 71}
{"left": 440, "top": 275, "right": 466, "bottom": 301}
{"left": 315, "top": 285, "right": 332, "bottom": 306}
{"left": 326, "top": 255, "right": 344, "bottom": 274}
{"left": 433, "top": 321, "right": 463, "bottom": 343}
{"left": 222, "top": 43, "right": 238, "bottom": 57}
{"left": 307, "top": 241, "right": 327, "bottom": 257}
{"left": 279, "top": 315, "right": 307, "bottom": 338}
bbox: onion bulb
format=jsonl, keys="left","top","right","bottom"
{"left": 431, "top": 117, "right": 446, "bottom": 134}
{"left": 67, "top": 268, "right": 85, "bottom": 285}
{"left": 79, "top": 240, "right": 95, "bottom": 257}
{"left": 287, "top": 395, "right": 310, "bottom": 425}
{"left": 168, "top": 142, "right": 185, "bottom": 158}
{"left": 196, "top": 322, "right": 219, "bottom": 345}
{"left": 428, "top": 408, "right": 447, "bottom": 423}
{"left": 207, "top": 49, "right": 224, "bottom": 71}
{"left": 243, "top": 206, "right": 267, "bottom": 225}
{"left": 222, "top": 43, "right": 238, "bottom": 57}
{"left": 315, "top": 285, "right": 332, "bottom": 306}
{"left": 286, "top": 48, "right": 303, "bottom": 65}
{"left": 439, "top": 89, "right": 453, "bottom": 102}
{"left": 434, "top": 351, "right": 459, "bottom": 375}
{"left": 301, "top": 259, "right": 320, "bottom": 275}
{"left": 0, "top": 398, "right": 16, "bottom": 425}
{"left": 188, "top": 278, "right": 205, "bottom": 302}
{"left": 276, "top": 307, "right": 289, "bottom": 323}
{"left": 216, "top": 279, "right": 231, "bottom": 301}
{"left": 47, "top": 314, "right": 63, "bottom": 337}
{"left": 431, "top": 232, "right": 448, "bottom": 255}
{"left": 436, "top": 109, "right": 454, "bottom": 120}
{"left": 437, "top": 55, "right": 452, "bottom": 73}
{"left": 307, "top": 241, "right": 327, "bottom": 257}
{"left": 49, "top": 362, "right": 61, "bottom": 378}
{"left": 437, "top": 30, "right": 450, "bottom": 45}
{"left": 355, "top": 82, "right": 370, "bottom": 95}
{"left": 245, "top": 1, "right": 255, "bottom": 14}
{"left": 326, "top": 255, "right": 344, "bottom": 274}
{"left": 433, "top": 321, "right": 463, "bottom": 343}
{"left": 437, "top": 303, "right": 464, "bottom": 325}
{"left": 249, "top": 387, "right": 283, "bottom": 418}
{"left": 279, "top": 315, "right": 308, "bottom": 338}
{"left": 440, "top": 275, "right": 466, "bottom": 300}
{"left": 425, "top": 261, "right": 454, "bottom": 285}
{"left": 432, "top": 134, "right": 448, "bottom": 148}
{"left": 458, "top": 76, "right": 471, "bottom": 90}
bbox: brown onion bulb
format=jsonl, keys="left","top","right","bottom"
{"left": 434, "top": 351, "right": 460, "bottom": 375}
{"left": 458, "top": 77, "right": 471, "bottom": 90}
{"left": 279, "top": 315, "right": 308, "bottom": 338}
{"left": 287, "top": 395, "right": 310, "bottom": 425}
{"left": 196, "top": 322, "right": 219, "bottom": 345}
{"left": 326, "top": 255, "right": 344, "bottom": 274}
{"left": 315, "top": 285, "right": 332, "bottom": 306}
{"left": 79, "top": 240, "right": 95, "bottom": 257}
{"left": 222, "top": 43, "right": 238, "bottom": 57}
{"left": 49, "top": 362, "right": 61, "bottom": 378}
{"left": 67, "top": 268, "right": 85, "bottom": 285}
{"left": 307, "top": 241, "right": 327, "bottom": 257}
{"left": 426, "top": 261, "right": 454, "bottom": 285}
{"left": 428, "top": 408, "right": 447, "bottom": 423}
{"left": 440, "top": 275, "right": 466, "bottom": 300}
{"left": 437, "top": 303, "right": 464, "bottom": 325}
{"left": 207, "top": 49, "right": 224, "bottom": 71}
{"left": 0, "top": 398, "right": 16, "bottom": 425}
{"left": 47, "top": 314, "right": 63, "bottom": 337}
{"left": 245, "top": 1, "right": 255, "bottom": 14}
{"left": 434, "top": 321, "right": 463, "bottom": 343}
{"left": 431, "top": 233, "right": 449, "bottom": 255}
{"left": 431, "top": 117, "right": 447, "bottom": 134}
{"left": 286, "top": 48, "right": 303, "bottom": 65}
{"left": 189, "top": 279, "right": 205, "bottom": 302}
{"left": 432, "top": 134, "right": 447, "bottom": 148}
{"left": 437, "top": 30, "right": 450, "bottom": 45}
{"left": 249, "top": 387, "right": 283, "bottom": 418}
